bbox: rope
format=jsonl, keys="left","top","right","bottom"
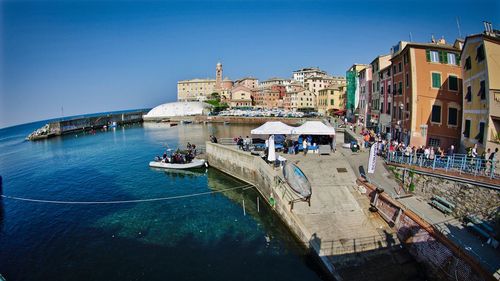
{"left": 0, "top": 184, "right": 253, "bottom": 205}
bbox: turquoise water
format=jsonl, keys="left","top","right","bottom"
{"left": 0, "top": 121, "right": 326, "bottom": 281}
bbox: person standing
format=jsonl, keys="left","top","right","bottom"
{"left": 303, "top": 138, "right": 308, "bottom": 155}
{"left": 245, "top": 136, "right": 251, "bottom": 151}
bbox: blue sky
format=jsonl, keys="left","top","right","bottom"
{"left": 0, "top": 0, "right": 498, "bottom": 128}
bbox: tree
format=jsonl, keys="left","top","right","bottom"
{"left": 210, "top": 92, "right": 221, "bottom": 102}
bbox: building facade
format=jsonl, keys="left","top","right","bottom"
{"left": 177, "top": 78, "right": 216, "bottom": 101}
{"left": 234, "top": 77, "right": 259, "bottom": 89}
{"left": 370, "top": 55, "right": 391, "bottom": 131}
{"left": 177, "top": 62, "right": 232, "bottom": 101}
{"left": 317, "top": 85, "right": 346, "bottom": 115}
{"left": 460, "top": 29, "right": 500, "bottom": 153}
{"left": 229, "top": 85, "right": 253, "bottom": 108}
{"left": 346, "top": 64, "right": 368, "bottom": 121}
{"left": 295, "top": 89, "right": 316, "bottom": 111}
{"left": 391, "top": 40, "right": 463, "bottom": 149}
{"left": 379, "top": 65, "right": 393, "bottom": 135}
{"left": 358, "top": 66, "right": 372, "bottom": 127}
{"left": 292, "top": 67, "right": 328, "bottom": 84}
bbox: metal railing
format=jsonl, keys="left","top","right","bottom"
{"left": 385, "top": 151, "right": 498, "bottom": 179}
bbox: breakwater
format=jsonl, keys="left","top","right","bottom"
{"left": 206, "top": 142, "right": 428, "bottom": 280}
{"left": 145, "top": 115, "right": 323, "bottom": 125}
{"left": 26, "top": 110, "right": 147, "bottom": 140}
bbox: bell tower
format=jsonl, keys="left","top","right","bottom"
{"left": 215, "top": 62, "right": 222, "bottom": 90}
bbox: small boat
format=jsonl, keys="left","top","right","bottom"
{"left": 282, "top": 162, "right": 312, "bottom": 201}
{"left": 180, "top": 120, "right": 193, "bottom": 124}
{"left": 149, "top": 158, "right": 207, "bottom": 169}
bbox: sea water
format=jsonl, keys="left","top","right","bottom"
{"left": 0, "top": 120, "right": 326, "bottom": 281}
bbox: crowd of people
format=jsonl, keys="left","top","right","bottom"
{"left": 365, "top": 135, "right": 499, "bottom": 175}
{"left": 155, "top": 143, "right": 198, "bottom": 164}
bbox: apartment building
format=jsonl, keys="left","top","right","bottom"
{"left": 358, "top": 66, "right": 372, "bottom": 127}
{"left": 460, "top": 26, "right": 500, "bottom": 153}
{"left": 317, "top": 85, "right": 346, "bottom": 115}
{"left": 391, "top": 39, "right": 463, "bottom": 149}
{"left": 370, "top": 55, "right": 391, "bottom": 131}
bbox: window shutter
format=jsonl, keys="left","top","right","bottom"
{"left": 426, "top": 50, "right": 430, "bottom": 62}
{"left": 444, "top": 52, "right": 449, "bottom": 64}
{"left": 438, "top": 51, "right": 444, "bottom": 63}
{"left": 457, "top": 54, "right": 461, "bottom": 66}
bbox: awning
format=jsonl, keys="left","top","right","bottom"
{"left": 292, "top": 121, "right": 335, "bottom": 135}
{"left": 251, "top": 121, "right": 294, "bottom": 137}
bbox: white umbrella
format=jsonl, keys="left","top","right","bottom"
{"left": 267, "top": 135, "right": 276, "bottom": 162}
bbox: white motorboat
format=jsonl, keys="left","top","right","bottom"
{"left": 149, "top": 158, "right": 207, "bottom": 169}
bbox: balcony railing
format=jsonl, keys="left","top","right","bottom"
{"left": 385, "top": 151, "right": 498, "bottom": 180}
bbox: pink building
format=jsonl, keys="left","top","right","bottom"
{"left": 379, "top": 65, "right": 393, "bottom": 134}
{"left": 235, "top": 77, "right": 259, "bottom": 89}
{"left": 358, "top": 66, "right": 372, "bottom": 127}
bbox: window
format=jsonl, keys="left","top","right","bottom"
{"left": 398, "top": 62, "right": 402, "bottom": 72}
{"left": 430, "top": 51, "right": 439, "bottom": 62}
{"left": 387, "top": 85, "right": 391, "bottom": 95}
{"left": 393, "top": 65, "right": 397, "bottom": 74}
{"left": 448, "top": 75, "right": 458, "bottom": 91}
{"left": 465, "top": 56, "right": 471, "bottom": 70}
{"left": 406, "top": 73, "right": 409, "bottom": 88}
{"left": 464, "top": 119, "right": 471, "bottom": 138}
{"left": 381, "top": 102, "right": 384, "bottom": 113}
{"left": 432, "top": 73, "right": 441, "bottom": 88}
{"left": 429, "top": 138, "right": 441, "bottom": 148}
{"left": 381, "top": 86, "right": 384, "bottom": 95}
{"left": 398, "top": 82, "right": 403, "bottom": 95}
{"left": 377, "top": 81, "right": 380, "bottom": 91}
{"left": 476, "top": 44, "right": 485, "bottom": 62}
{"left": 479, "top": 80, "right": 486, "bottom": 100}
{"left": 431, "top": 105, "right": 441, "bottom": 123}
{"left": 387, "top": 102, "right": 391, "bottom": 114}
{"left": 330, "top": 99, "right": 334, "bottom": 106}
{"left": 393, "top": 83, "right": 397, "bottom": 94}
{"left": 388, "top": 68, "right": 391, "bottom": 76}
{"left": 448, "top": 107, "right": 458, "bottom": 126}
{"left": 447, "top": 53, "right": 456, "bottom": 65}
{"left": 465, "top": 85, "right": 472, "bottom": 102}
{"left": 476, "top": 122, "right": 485, "bottom": 144}
{"left": 404, "top": 53, "right": 408, "bottom": 64}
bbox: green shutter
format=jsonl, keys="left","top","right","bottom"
{"left": 432, "top": 73, "right": 441, "bottom": 88}
{"left": 426, "top": 50, "right": 430, "bottom": 62}
{"left": 457, "top": 54, "right": 461, "bottom": 66}
{"left": 444, "top": 52, "right": 449, "bottom": 64}
{"left": 438, "top": 51, "right": 444, "bottom": 63}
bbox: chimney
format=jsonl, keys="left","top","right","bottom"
{"left": 483, "top": 21, "right": 494, "bottom": 36}
{"left": 438, "top": 36, "right": 446, "bottom": 45}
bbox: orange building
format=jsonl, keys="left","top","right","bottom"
{"left": 391, "top": 39, "right": 463, "bottom": 149}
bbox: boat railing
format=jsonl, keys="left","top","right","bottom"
{"left": 273, "top": 175, "right": 303, "bottom": 206}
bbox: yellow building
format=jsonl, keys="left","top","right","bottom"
{"left": 229, "top": 86, "right": 253, "bottom": 108}
{"left": 317, "top": 85, "right": 346, "bottom": 115}
{"left": 461, "top": 29, "right": 500, "bottom": 153}
{"left": 295, "top": 89, "right": 316, "bottom": 110}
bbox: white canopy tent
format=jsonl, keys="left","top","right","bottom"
{"left": 250, "top": 121, "right": 294, "bottom": 137}
{"left": 292, "top": 121, "right": 335, "bottom": 136}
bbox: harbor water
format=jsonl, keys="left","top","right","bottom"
{"left": 0, "top": 120, "right": 327, "bottom": 281}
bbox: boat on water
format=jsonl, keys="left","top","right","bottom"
{"left": 149, "top": 158, "right": 207, "bottom": 169}
{"left": 282, "top": 162, "right": 312, "bottom": 202}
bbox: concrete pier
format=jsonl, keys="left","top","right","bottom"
{"left": 206, "top": 143, "right": 421, "bottom": 280}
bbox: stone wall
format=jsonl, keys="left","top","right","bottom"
{"left": 391, "top": 167, "right": 500, "bottom": 220}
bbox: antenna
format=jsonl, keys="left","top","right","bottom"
{"left": 61, "top": 106, "right": 64, "bottom": 117}
{"left": 409, "top": 32, "right": 413, "bottom": 41}
{"left": 456, "top": 17, "right": 462, "bottom": 38}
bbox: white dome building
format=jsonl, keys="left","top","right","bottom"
{"left": 143, "top": 101, "right": 212, "bottom": 121}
